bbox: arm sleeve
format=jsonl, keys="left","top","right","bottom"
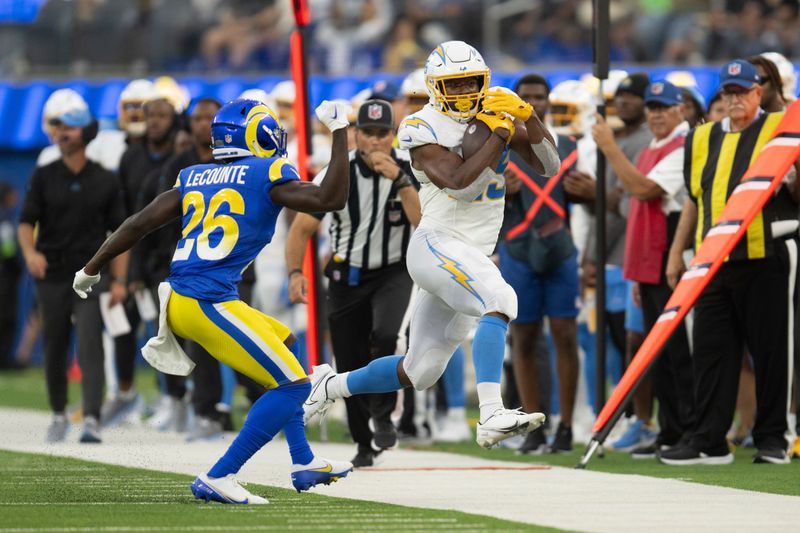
{"left": 19, "top": 168, "right": 43, "bottom": 225}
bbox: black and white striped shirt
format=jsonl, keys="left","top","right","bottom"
{"left": 312, "top": 149, "right": 416, "bottom": 270}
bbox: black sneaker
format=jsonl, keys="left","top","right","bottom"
{"left": 352, "top": 446, "right": 381, "bottom": 468}
{"left": 753, "top": 448, "right": 790, "bottom": 464}
{"left": 517, "top": 427, "right": 547, "bottom": 455}
{"left": 659, "top": 443, "right": 733, "bottom": 465}
{"left": 371, "top": 419, "right": 398, "bottom": 450}
{"left": 630, "top": 443, "right": 658, "bottom": 459}
{"left": 549, "top": 423, "right": 572, "bottom": 453}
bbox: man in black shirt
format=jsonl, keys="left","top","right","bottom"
{"left": 103, "top": 96, "right": 178, "bottom": 425}
{"left": 18, "top": 105, "right": 127, "bottom": 443}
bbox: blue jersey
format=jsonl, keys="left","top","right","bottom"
{"left": 168, "top": 156, "right": 299, "bottom": 302}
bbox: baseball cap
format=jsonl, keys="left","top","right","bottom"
{"left": 52, "top": 107, "right": 93, "bottom": 128}
{"left": 645, "top": 81, "right": 683, "bottom": 107}
{"left": 681, "top": 86, "right": 706, "bottom": 112}
{"left": 615, "top": 72, "right": 650, "bottom": 99}
{"left": 370, "top": 79, "right": 401, "bottom": 102}
{"left": 356, "top": 99, "right": 394, "bottom": 130}
{"left": 720, "top": 59, "right": 760, "bottom": 89}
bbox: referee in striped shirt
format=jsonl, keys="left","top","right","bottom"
{"left": 286, "top": 99, "right": 421, "bottom": 467}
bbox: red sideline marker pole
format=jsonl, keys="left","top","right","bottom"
{"left": 289, "top": 0, "right": 322, "bottom": 370}
{"left": 577, "top": 102, "right": 800, "bottom": 468}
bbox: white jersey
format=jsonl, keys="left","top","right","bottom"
{"left": 398, "top": 105, "right": 505, "bottom": 256}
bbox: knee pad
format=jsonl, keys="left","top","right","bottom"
{"left": 486, "top": 282, "right": 518, "bottom": 321}
{"left": 402, "top": 348, "right": 451, "bottom": 391}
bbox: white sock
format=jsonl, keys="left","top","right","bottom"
{"left": 477, "top": 382, "right": 503, "bottom": 422}
{"left": 330, "top": 372, "right": 352, "bottom": 398}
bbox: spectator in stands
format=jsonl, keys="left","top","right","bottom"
{"left": 382, "top": 17, "right": 427, "bottom": 73}
{"left": 18, "top": 101, "right": 127, "bottom": 444}
{"left": 499, "top": 74, "right": 580, "bottom": 454}
{"left": 314, "top": 0, "right": 393, "bottom": 74}
{"left": 593, "top": 81, "right": 695, "bottom": 458}
{"left": 0, "top": 183, "right": 21, "bottom": 369}
{"left": 664, "top": 60, "right": 798, "bottom": 465}
{"left": 201, "top": 0, "right": 292, "bottom": 71}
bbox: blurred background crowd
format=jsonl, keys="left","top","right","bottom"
{"left": 2, "top": 0, "right": 800, "bottom": 76}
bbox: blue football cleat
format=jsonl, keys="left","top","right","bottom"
{"left": 191, "top": 473, "right": 268, "bottom": 504}
{"left": 290, "top": 457, "right": 353, "bottom": 492}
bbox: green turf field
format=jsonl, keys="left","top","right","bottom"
{"left": 0, "top": 449, "right": 566, "bottom": 533}
{"left": 2, "top": 368, "right": 798, "bottom": 500}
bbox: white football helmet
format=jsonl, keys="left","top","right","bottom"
{"left": 424, "top": 41, "right": 490, "bottom": 122}
{"left": 153, "top": 76, "right": 190, "bottom": 113}
{"left": 271, "top": 80, "right": 296, "bottom": 126}
{"left": 401, "top": 68, "right": 428, "bottom": 114}
{"left": 42, "top": 89, "right": 89, "bottom": 139}
{"left": 548, "top": 80, "right": 596, "bottom": 137}
{"left": 239, "top": 88, "right": 277, "bottom": 109}
{"left": 761, "top": 52, "right": 797, "bottom": 103}
{"left": 581, "top": 69, "right": 627, "bottom": 129}
{"left": 119, "top": 79, "right": 156, "bottom": 137}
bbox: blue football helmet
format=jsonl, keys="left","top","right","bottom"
{"left": 211, "top": 98, "right": 288, "bottom": 160}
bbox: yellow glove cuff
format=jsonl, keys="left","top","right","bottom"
{"left": 476, "top": 112, "right": 515, "bottom": 140}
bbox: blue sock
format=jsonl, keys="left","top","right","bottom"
{"left": 442, "top": 345, "right": 466, "bottom": 408}
{"left": 472, "top": 316, "right": 508, "bottom": 384}
{"left": 346, "top": 355, "right": 403, "bottom": 394}
{"left": 208, "top": 381, "right": 311, "bottom": 478}
{"left": 282, "top": 407, "right": 314, "bottom": 466}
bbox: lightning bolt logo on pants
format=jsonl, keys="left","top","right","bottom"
{"left": 426, "top": 238, "right": 485, "bottom": 306}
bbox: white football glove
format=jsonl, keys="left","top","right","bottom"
{"left": 73, "top": 268, "right": 101, "bottom": 299}
{"left": 315, "top": 100, "right": 351, "bottom": 132}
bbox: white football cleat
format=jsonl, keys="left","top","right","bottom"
{"left": 191, "top": 473, "right": 268, "bottom": 505}
{"left": 476, "top": 409, "right": 545, "bottom": 449}
{"left": 303, "top": 364, "right": 337, "bottom": 424}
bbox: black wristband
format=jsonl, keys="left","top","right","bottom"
{"left": 288, "top": 268, "right": 304, "bottom": 278}
{"left": 395, "top": 172, "right": 413, "bottom": 189}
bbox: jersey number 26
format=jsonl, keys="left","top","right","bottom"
{"left": 173, "top": 188, "right": 244, "bottom": 262}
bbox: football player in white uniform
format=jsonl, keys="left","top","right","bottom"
{"left": 304, "top": 41, "right": 561, "bottom": 448}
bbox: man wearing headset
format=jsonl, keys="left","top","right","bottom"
{"left": 18, "top": 100, "right": 128, "bottom": 444}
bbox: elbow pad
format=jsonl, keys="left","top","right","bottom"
{"left": 532, "top": 138, "right": 560, "bottom": 177}
{"left": 444, "top": 167, "right": 495, "bottom": 202}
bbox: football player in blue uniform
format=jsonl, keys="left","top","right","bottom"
{"left": 73, "top": 99, "right": 352, "bottom": 504}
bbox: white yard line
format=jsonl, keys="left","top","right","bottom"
{"left": 1, "top": 408, "right": 799, "bottom": 533}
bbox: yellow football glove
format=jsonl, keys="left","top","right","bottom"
{"left": 476, "top": 111, "right": 515, "bottom": 140}
{"left": 482, "top": 88, "right": 533, "bottom": 122}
